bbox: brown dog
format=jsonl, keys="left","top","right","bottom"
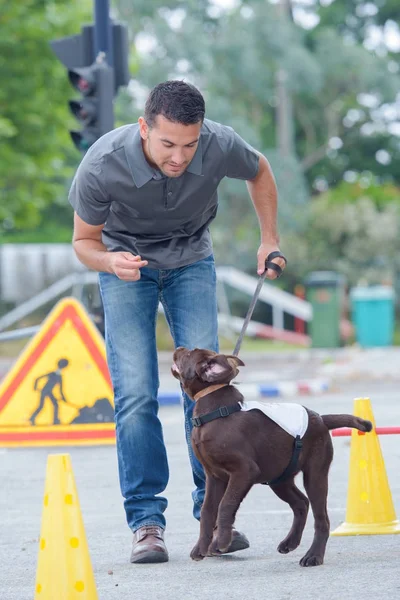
{"left": 171, "top": 347, "right": 372, "bottom": 567}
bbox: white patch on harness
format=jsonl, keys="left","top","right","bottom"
{"left": 239, "top": 401, "right": 309, "bottom": 439}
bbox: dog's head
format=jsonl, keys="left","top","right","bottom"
{"left": 171, "top": 347, "right": 245, "bottom": 400}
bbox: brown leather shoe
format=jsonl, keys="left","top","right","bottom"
{"left": 224, "top": 528, "right": 250, "bottom": 553}
{"left": 130, "top": 526, "right": 169, "bottom": 564}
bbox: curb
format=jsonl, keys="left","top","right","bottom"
{"left": 158, "top": 379, "right": 331, "bottom": 406}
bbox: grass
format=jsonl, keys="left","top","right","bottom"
{"left": 0, "top": 338, "right": 27, "bottom": 358}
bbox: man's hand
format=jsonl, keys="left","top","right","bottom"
{"left": 107, "top": 252, "right": 148, "bottom": 281}
{"left": 257, "top": 243, "right": 286, "bottom": 279}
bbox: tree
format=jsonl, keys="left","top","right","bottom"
{"left": 0, "top": 0, "right": 92, "bottom": 234}
{"left": 300, "top": 0, "right": 400, "bottom": 190}
{"left": 113, "top": 0, "right": 400, "bottom": 272}
{"left": 281, "top": 180, "right": 400, "bottom": 288}
{"left": 115, "top": 0, "right": 317, "bottom": 242}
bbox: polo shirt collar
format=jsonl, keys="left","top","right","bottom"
{"left": 125, "top": 126, "right": 155, "bottom": 188}
{"left": 186, "top": 136, "right": 203, "bottom": 176}
{"left": 125, "top": 125, "right": 203, "bottom": 188}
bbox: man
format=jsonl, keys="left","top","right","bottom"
{"left": 69, "top": 80, "right": 286, "bottom": 564}
{"left": 29, "top": 358, "right": 69, "bottom": 425}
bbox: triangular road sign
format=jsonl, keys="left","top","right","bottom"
{"left": 0, "top": 298, "right": 116, "bottom": 447}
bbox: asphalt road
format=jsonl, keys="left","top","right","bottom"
{"left": 1, "top": 382, "right": 400, "bottom": 600}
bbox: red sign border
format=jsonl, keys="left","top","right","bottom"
{"left": 0, "top": 302, "right": 113, "bottom": 444}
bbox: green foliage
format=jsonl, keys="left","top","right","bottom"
{"left": 114, "top": 0, "right": 400, "bottom": 242}
{"left": 3, "top": 0, "right": 400, "bottom": 293}
{"left": 315, "top": 0, "right": 400, "bottom": 43}
{"left": 301, "top": 9, "right": 400, "bottom": 187}
{"left": 320, "top": 179, "right": 400, "bottom": 209}
{"left": 280, "top": 181, "right": 400, "bottom": 287}
{"left": 0, "top": 0, "right": 91, "bottom": 234}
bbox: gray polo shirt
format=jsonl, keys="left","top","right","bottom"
{"left": 68, "top": 118, "right": 259, "bottom": 269}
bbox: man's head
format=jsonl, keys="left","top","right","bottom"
{"left": 139, "top": 80, "right": 205, "bottom": 178}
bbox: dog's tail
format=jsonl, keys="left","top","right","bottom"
{"left": 321, "top": 414, "right": 373, "bottom": 432}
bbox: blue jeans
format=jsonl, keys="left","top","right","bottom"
{"left": 98, "top": 254, "right": 219, "bottom": 533}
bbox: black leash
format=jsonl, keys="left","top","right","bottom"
{"left": 191, "top": 250, "right": 296, "bottom": 482}
{"left": 232, "top": 251, "right": 287, "bottom": 357}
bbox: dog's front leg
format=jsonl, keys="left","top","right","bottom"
{"left": 190, "top": 475, "right": 226, "bottom": 561}
{"left": 209, "top": 464, "right": 259, "bottom": 555}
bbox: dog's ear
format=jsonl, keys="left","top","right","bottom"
{"left": 225, "top": 355, "right": 245, "bottom": 368}
{"left": 171, "top": 364, "right": 181, "bottom": 380}
{"left": 196, "top": 354, "right": 239, "bottom": 383}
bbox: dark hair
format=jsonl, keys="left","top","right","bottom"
{"left": 144, "top": 80, "right": 205, "bottom": 128}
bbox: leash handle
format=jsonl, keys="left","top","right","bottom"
{"left": 264, "top": 251, "right": 287, "bottom": 279}
{"left": 232, "top": 251, "right": 287, "bottom": 357}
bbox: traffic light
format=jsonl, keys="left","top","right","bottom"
{"left": 68, "top": 58, "right": 114, "bottom": 153}
{"left": 50, "top": 22, "right": 129, "bottom": 153}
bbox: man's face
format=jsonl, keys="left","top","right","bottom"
{"left": 139, "top": 114, "right": 201, "bottom": 178}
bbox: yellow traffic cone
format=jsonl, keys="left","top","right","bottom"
{"left": 332, "top": 397, "right": 400, "bottom": 536}
{"left": 34, "top": 454, "right": 99, "bottom": 599}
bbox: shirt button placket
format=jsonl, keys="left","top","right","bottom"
{"left": 166, "top": 182, "right": 173, "bottom": 208}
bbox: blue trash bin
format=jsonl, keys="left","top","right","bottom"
{"left": 350, "top": 286, "right": 395, "bottom": 347}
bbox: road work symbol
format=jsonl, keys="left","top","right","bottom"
{"left": 30, "top": 359, "right": 71, "bottom": 426}
{"left": 0, "top": 297, "right": 115, "bottom": 447}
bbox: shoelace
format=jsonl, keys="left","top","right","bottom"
{"left": 142, "top": 526, "right": 162, "bottom": 538}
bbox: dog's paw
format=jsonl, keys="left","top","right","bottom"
{"left": 207, "top": 538, "right": 224, "bottom": 557}
{"left": 277, "top": 537, "right": 300, "bottom": 554}
{"left": 190, "top": 542, "right": 205, "bottom": 561}
{"left": 299, "top": 552, "right": 324, "bottom": 567}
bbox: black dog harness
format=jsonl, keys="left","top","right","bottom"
{"left": 191, "top": 402, "right": 303, "bottom": 486}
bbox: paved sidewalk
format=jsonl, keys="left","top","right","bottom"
{"left": 2, "top": 345, "right": 400, "bottom": 382}
{"left": 1, "top": 382, "right": 400, "bottom": 600}
{"left": 157, "top": 346, "right": 400, "bottom": 398}
{"left": 158, "top": 345, "right": 400, "bottom": 382}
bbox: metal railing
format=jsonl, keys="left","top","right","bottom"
{"left": 0, "top": 267, "right": 312, "bottom": 342}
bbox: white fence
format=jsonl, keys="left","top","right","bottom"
{"left": 0, "top": 244, "right": 85, "bottom": 303}
{"left": 0, "top": 245, "right": 312, "bottom": 336}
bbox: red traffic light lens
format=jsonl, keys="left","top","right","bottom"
{"left": 77, "top": 78, "right": 90, "bottom": 93}
{"left": 68, "top": 68, "right": 95, "bottom": 96}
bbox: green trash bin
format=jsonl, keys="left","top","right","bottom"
{"left": 305, "top": 271, "right": 345, "bottom": 348}
{"left": 350, "top": 286, "right": 395, "bottom": 347}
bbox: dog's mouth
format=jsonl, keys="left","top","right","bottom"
{"left": 172, "top": 362, "right": 180, "bottom": 374}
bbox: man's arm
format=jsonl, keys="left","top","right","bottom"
{"left": 73, "top": 214, "right": 110, "bottom": 272}
{"left": 72, "top": 213, "right": 148, "bottom": 280}
{"left": 33, "top": 373, "right": 50, "bottom": 391}
{"left": 58, "top": 380, "right": 68, "bottom": 403}
{"left": 246, "top": 155, "right": 285, "bottom": 278}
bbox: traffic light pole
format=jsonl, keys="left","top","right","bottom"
{"left": 50, "top": 2, "right": 130, "bottom": 152}
{"left": 94, "top": 0, "right": 113, "bottom": 67}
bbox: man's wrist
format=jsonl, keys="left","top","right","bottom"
{"left": 99, "top": 250, "right": 113, "bottom": 274}
{"left": 260, "top": 238, "right": 279, "bottom": 247}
